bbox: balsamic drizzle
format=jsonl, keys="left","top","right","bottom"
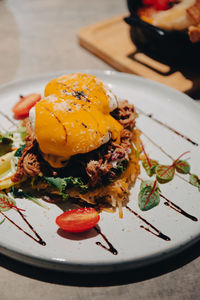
{"left": 136, "top": 106, "right": 198, "bottom": 146}
{"left": 126, "top": 206, "right": 171, "bottom": 241}
{"left": 94, "top": 226, "right": 118, "bottom": 255}
{"left": 0, "top": 210, "right": 46, "bottom": 246}
{"left": 160, "top": 194, "right": 198, "bottom": 222}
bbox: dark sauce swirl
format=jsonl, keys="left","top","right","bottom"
{"left": 94, "top": 226, "right": 118, "bottom": 255}
{"left": 161, "top": 194, "right": 198, "bottom": 222}
{"left": 126, "top": 206, "right": 171, "bottom": 241}
{"left": 0, "top": 210, "right": 46, "bottom": 246}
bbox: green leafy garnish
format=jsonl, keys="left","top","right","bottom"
{"left": 0, "top": 193, "right": 16, "bottom": 212}
{"left": 14, "top": 144, "right": 26, "bottom": 157}
{"left": 175, "top": 160, "right": 191, "bottom": 174}
{"left": 44, "top": 176, "right": 88, "bottom": 200}
{"left": 189, "top": 174, "right": 200, "bottom": 191}
{"left": 142, "top": 159, "right": 158, "bottom": 177}
{"left": 11, "top": 187, "right": 49, "bottom": 209}
{"left": 140, "top": 180, "right": 160, "bottom": 192}
{"left": 138, "top": 183, "right": 160, "bottom": 211}
{"left": 0, "top": 218, "right": 5, "bottom": 224}
{"left": 0, "top": 135, "right": 13, "bottom": 156}
{"left": 0, "top": 125, "right": 27, "bottom": 157}
{"left": 155, "top": 165, "right": 175, "bottom": 184}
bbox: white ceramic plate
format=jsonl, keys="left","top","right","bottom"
{"left": 0, "top": 70, "right": 199, "bottom": 273}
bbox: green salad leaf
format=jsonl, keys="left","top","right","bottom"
{"left": 44, "top": 176, "right": 88, "bottom": 200}
{"left": 0, "top": 134, "right": 13, "bottom": 156}
{"left": 0, "top": 218, "right": 5, "bottom": 225}
{"left": 142, "top": 159, "right": 158, "bottom": 177}
{"left": 0, "top": 125, "right": 27, "bottom": 157}
{"left": 138, "top": 186, "right": 160, "bottom": 211}
{"left": 189, "top": 174, "right": 200, "bottom": 191}
{"left": 0, "top": 193, "right": 16, "bottom": 212}
{"left": 155, "top": 164, "right": 175, "bottom": 184}
{"left": 175, "top": 160, "right": 191, "bottom": 174}
{"left": 140, "top": 180, "right": 160, "bottom": 192}
{"left": 11, "top": 187, "right": 49, "bottom": 209}
{"left": 14, "top": 144, "right": 26, "bottom": 157}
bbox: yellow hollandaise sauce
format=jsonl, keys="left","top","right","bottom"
{"left": 35, "top": 74, "right": 123, "bottom": 168}
{"left": 44, "top": 73, "right": 111, "bottom": 114}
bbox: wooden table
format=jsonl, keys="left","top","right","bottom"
{"left": 0, "top": 1, "right": 199, "bottom": 299}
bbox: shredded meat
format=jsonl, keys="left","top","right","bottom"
{"left": 86, "top": 129, "right": 133, "bottom": 186}
{"left": 23, "top": 153, "right": 40, "bottom": 177}
{"left": 85, "top": 103, "right": 136, "bottom": 186}
{"left": 187, "top": 0, "right": 200, "bottom": 24}
{"left": 23, "top": 118, "right": 36, "bottom": 142}
{"left": 120, "top": 128, "right": 133, "bottom": 141}
{"left": 111, "top": 100, "right": 136, "bottom": 129}
{"left": 187, "top": 0, "right": 200, "bottom": 42}
{"left": 11, "top": 120, "right": 40, "bottom": 182}
{"left": 86, "top": 160, "right": 112, "bottom": 187}
{"left": 188, "top": 24, "right": 200, "bottom": 42}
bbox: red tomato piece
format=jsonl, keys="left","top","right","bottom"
{"left": 154, "top": 0, "right": 169, "bottom": 10}
{"left": 12, "top": 93, "right": 41, "bottom": 119}
{"left": 142, "top": 0, "right": 154, "bottom": 5}
{"left": 142, "top": 0, "right": 170, "bottom": 10}
{"left": 56, "top": 207, "right": 100, "bottom": 233}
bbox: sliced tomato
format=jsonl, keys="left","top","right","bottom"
{"left": 142, "top": 0, "right": 154, "bottom": 5}
{"left": 56, "top": 207, "right": 100, "bottom": 233}
{"left": 12, "top": 93, "right": 41, "bottom": 119}
{"left": 154, "top": 0, "right": 169, "bottom": 10}
{"left": 142, "top": 0, "right": 170, "bottom": 10}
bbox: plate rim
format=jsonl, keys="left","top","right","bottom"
{"left": 0, "top": 69, "right": 200, "bottom": 273}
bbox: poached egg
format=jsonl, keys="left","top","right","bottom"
{"left": 29, "top": 73, "right": 123, "bottom": 168}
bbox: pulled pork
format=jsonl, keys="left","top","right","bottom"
{"left": 11, "top": 119, "right": 41, "bottom": 182}
{"left": 111, "top": 100, "right": 136, "bottom": 129}
{"left": 86, "top": 128, "right": 133, "bottom": 187}
{"left": 12, "top": 100, "right": 136, "bottom": 187}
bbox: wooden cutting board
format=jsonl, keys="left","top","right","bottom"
{"left": 78, "top": 15, "right": 200, "bottom": 93}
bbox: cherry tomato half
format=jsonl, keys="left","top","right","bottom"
{"left": 56, "top": 207, "right": 100, "bottom": 233}
{"left": 142, "top": 0, "right": 171, "bottom": 10}
{"left": 12, "top": 93, "right": 41, "bottom": 119}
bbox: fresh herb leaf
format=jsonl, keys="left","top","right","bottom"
{"left": 175, "top": 160, "right": 190, "bottom": 174}
{"left": 189, "top": 174, "right": 200, "bottom": 191}
{"left": 138, "top": 186, "right": 160, "bottom": 211}
{"left": 11, "top": 187, "right": 49, "bottom": 209}
{"left": 64, "top": 177, "right": 88, "bottom": 193}
{"left": 44, "top": 177, "right": 66, "bottom": 192}
{"left": 14, "top": 144, "right": 26, "bottom": 157}
{"left": 0, "top": 193, "right": 16, "bottom": 212}
{"left": 142, "top": 159, "right": 158, "bottom": 177}
{"left": 44, "top": 176, "right": 88, "bottom": 200}
{"left": 0, "top": 135, "right": 13, "bottom": 156}
{"left": 0, "top": 218, "right": 5, "bottom": 224}
{"left": 140, "top": 180, "right": 161, "bottom": 192}
{"left": 155, "top": 165, "right": 175, "bottom": 184}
